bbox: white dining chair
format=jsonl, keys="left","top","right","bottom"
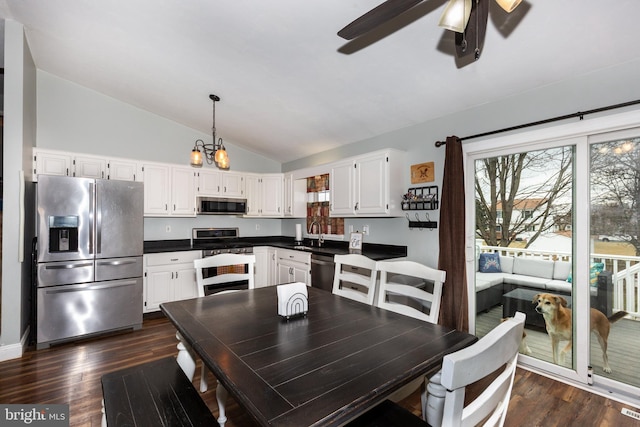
{"left": 375, "top": 260, "right": 446, "bottom": 325}
{"left": 347, "top": 312, "right": 526, "bottom": 427}
{"left": 375, "top": 260, "right": 446, "bottom": 403}
{"left": 176, "top": 253, "right": 255, "bottom": 427}
{"left": 332, "top": 254, "right": 378, "bottom": 305}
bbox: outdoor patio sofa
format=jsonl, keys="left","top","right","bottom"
{"left": 475, "top": 253, "right": 613, "bottom": 316}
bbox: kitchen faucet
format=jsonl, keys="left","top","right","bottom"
{"left": 308, "top": 219, "right": 323, "bottom": 247}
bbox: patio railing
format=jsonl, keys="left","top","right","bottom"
{"left": 478, "top": 245, "right": 640, "bottom": 317}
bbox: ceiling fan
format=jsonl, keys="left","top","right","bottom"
{"left": 338, "top": 0, "right": 523, "bottom": 60}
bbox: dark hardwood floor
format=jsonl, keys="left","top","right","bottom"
{"left": 1, "top": 314, "right": 639, "bottom": 427}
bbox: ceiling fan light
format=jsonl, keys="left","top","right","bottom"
{"left": 438, "top": 0, "right": 472, "bottom": 33}
{"left": 495, "top": 0, "right": 522, "bottom": 13}
{"left": 190, "top": 147, "right": 203, "bottom": 168}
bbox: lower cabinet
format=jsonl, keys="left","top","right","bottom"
{"left": 254, "top": 246, "right": 277, "bottom": 288}
{"left": 143, "top": 251, "right": 202, "bottom": 313}
{"left": 277, "top": 249, "right": 311, "bottom": 286}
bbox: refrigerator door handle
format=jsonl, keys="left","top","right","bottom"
{"left": 96, "top": 259, "right": 138, "bottom": 266}
{"left": 44, "top": 261, "right": 94, "bottom": 270}
{"left": 43, "top": 280, "right": 139, "bottom": 294}
{"left": 89, "top": 182, "right": 95, "bottom": 255}
{"left": 95, "top": 182, "right": 102, "bottom": 255}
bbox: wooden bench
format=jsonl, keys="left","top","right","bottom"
{"left": 101, "top": 356, "right": 218, "bottom": 427}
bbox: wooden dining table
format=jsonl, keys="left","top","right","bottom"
{"left": 160, "top": 286, "right": 476, "bottom": 427}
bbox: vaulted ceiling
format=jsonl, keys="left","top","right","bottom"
{"left": 1, "top": 1, "right": 640, "bottom": 163}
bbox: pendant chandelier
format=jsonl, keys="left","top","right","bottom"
{"left": 190, "top": 94, "right": 229, "bottom": 169}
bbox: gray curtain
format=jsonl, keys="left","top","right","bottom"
{"left": 437, "top": 136, "right": 469, "bottom": 332}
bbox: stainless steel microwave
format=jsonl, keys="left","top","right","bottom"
{"left": 197, "top": 197, "right": 247, "bottom": 215}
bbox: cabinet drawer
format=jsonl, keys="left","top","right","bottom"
{"left": 144, "top": 251, "right": 201, "bottom": 267}
{"left": 277, "top": 249, "right": 310, "bottom": 265}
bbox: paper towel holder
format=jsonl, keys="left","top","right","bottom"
{"left": 294, "top": 223, "right": 303, "bottom": 245}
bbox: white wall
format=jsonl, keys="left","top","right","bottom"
{"left": 1, "top": 19, "right": 37, "bottom": 358}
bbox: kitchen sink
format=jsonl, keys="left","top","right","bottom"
{"left": 293, "top": 246, "right": 314, "bottom": 251}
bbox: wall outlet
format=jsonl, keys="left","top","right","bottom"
{"left": 165, "top": 225, "right": 171, "bottom": 233}
{"left": 362, "top": 225, "right": 369, "bottom": 235}
{"left": 256, "top": 224, "right": 261, "bottom": 230}
{"left": 349, "top": 225, "right": 354, "bottom": 233}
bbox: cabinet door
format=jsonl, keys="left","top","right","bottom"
{"left": 108, "top": 159, "right": 139, "bottom": 181}
{"left": 171, "top": 167, "right": 196, "bottom": 216}
{"left": 174, "top": 263, "right": 198, "bottom": 300}
{"left": 330, "top": 161, "right": 355, "bottom": 216}
{"left": 261, "top": 174, "right": 283, "bottom": 216}
{"left": 245, "top": 174, "right": 261, "bottom": 216}
{"left": 277, "top": 263, "right": 293, "bottom": 285}
{"left": 355, "top": 153, "right": 388, "bottom": 215}
{"left": 253, "top": 247, "right": 269, "bottom": 288}
{"left": 143, "top": 163, "right": 171, "bottom": 215}
{"left": 197, "top": 169, "right": 221, "bottom": 195}
{"left": 222, "top": 172, "right": 245, "bottom": 197}
{"left": 292, "top": 264, "right": 310, "bottom": 286}
{"left": 74, "top": 155, "right": 107, "bottom": 179}
{"left": 144, "top": 268, "right": 173, "bottom": 312}
{"left": 33, "top": 150, "right": 72, "bottom": 180}
{"left": 267, "top": 248, "right": 277, "bottom": 286}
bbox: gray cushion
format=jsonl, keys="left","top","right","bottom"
{"left": 546, "top": 279, "right": 572, "bottom": 293}
{"left": 513, "top": 257, "right": 554, "bottom": 279}
{"left": 500, "top": 256, "right": 514, "bottom": 274}
{"left": 553, "top": 261, "right": 572, "bottom": 280}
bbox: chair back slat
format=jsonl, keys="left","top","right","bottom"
{"left": 375, "top": 260, "right": 446, "bottom": 324}
{"left": 194, "top": 254, "right": 256, "bottom": 296}
{"left": 332, "top": 254, "right": 378, "bottom": 305}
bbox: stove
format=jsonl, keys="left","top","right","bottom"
{"left": 191, "top": 228, "right": 254, "bottom": 256}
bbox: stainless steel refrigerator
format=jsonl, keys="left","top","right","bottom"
{"left": 36, "top": 175, "right": 144, "bottom": 348}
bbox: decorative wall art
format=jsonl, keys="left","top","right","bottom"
{"left": 410, "top": 161, "right": 435, "bottom": 184}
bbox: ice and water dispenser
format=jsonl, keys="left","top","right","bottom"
{"left": 48, "top": 216, "right": 79, "bottom": 253}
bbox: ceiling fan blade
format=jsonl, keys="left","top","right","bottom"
{"left": 338, "top": 0, "right": 424, "bottom": 40}
{"left": 455, "top": 0, "right": 488, "bottom": 59}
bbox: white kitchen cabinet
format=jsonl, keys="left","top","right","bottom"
{"left": 254, "top": 246, "right": 277, "bottom": 288}
{"left": 283, "top": 173, "right": 307, "bottom": 217}
{"left": 143, "top": 251, "right": 201, "bottom": 313}
{"left": 33, "top": 149, "right": 72, "bottom": 179}
{"left": 142, "top": 163, "right": 196, "bottom": 217}
{"left": 108, "top": 159, "right": 140, "bottom": 181}
{"left": 196, "top": 169, "right": 245, "bottom": 198}
{"left": 196, "top": 169, "right": 222, "bottom": 195}
{"left": 330, "top": 149, "right": 405, "bottom": 217}
{"left": 222, "top": 172, "right": 245, "bottom": 198}
{"left": 277, "top": 249, "right": 310, "bottom": 286}
{"left": 171, "top": 167, "right": 197, "bottom": 216}
{"left": 246, "top": 173, "right": 283, "bottom": 217}
{"left": 74, "top": 155, "right": 107, "bottom": 179}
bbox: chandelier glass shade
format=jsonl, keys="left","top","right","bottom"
{"left": 190, "top": 94, "right": 230, "bottom": 169}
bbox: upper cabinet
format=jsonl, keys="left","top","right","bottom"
{"left": 283, "top": 173, "right": 307, "bottom": 218}
{"left": 33, "top": 149, "right": 141, "bottom": 182}
{"left": 142, "top": 163, "right": 196, "bottom": 217}
{"left": 330, "top": 150, "right": 405, "bottom": 217}
{"left": 246, "top": 173, "right": 283, "bottom": 217}
{"left": 196, "top": 169, "right": 245, "bottom": 198}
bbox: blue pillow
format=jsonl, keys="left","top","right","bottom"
{"left": 566, "top": 262, "right": 604, "bottom": 285}
{"left": 479, "top": 253, "right": 501, "bottom": 273}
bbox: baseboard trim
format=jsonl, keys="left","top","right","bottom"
{"left": 0, "top": 326, "right": 30, "bottom": 362}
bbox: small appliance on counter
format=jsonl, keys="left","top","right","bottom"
{"left": 35, "top": 175, "right": 144, "bottom": 349}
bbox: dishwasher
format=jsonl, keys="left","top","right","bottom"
{"left": 310, "top": 253, "right": 335, "bottom": 292}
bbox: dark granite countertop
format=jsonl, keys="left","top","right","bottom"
{"left": 144, "top": 236, "right": 406, "bottom": 261}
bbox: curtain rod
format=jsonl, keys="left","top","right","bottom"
{"left": 434, "top": 99, "right": 640, "bottom": 147}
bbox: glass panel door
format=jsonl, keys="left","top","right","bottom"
{"left": 589, "top": 131, "right": 640, "bottom": 387}
{"left": 474, "top": 145, "right": 575, "bottom": 370}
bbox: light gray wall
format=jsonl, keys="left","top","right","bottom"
{"left": 1, "top": 19, "right": 37, "bottom": 352}
{"left": 36, "top": 71, "right": 282, "bottom": 174}
{"left": 283, "top": 58, "right": 640, "bottom": 265}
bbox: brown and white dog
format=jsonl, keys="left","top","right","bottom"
{"left": 532, "top": 293, "right": 627, "bottom": 373}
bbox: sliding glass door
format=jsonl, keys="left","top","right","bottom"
{"left": 465, "top": 112, "right": 640, "bottom": 404}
